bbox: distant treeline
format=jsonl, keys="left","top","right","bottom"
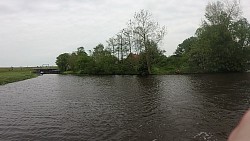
{"left": 56, "top": 1, "right": 250, "bottom": 75}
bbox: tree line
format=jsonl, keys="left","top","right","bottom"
{"left": 56, "top": 10, "right": 167, "bottom": 75}
{"left": 173, "top": 0, "right": 250, "bottom": 73}
{"left": 56, "top": 0, "right": 250, "bottom": 75}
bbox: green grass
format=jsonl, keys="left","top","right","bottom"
{"left": 0, "top": 67, "right": 38, "bottom": 85}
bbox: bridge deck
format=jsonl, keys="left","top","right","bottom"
{"left": 33, "top": 68, "right": 60, "bottom": 74}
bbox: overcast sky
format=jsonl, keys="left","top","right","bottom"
{"left": 0, "top": 0, "right": 249, "bottom": 67}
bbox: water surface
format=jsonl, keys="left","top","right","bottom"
{"left": 1, "top": 74, "right": 250, "bottom": 140}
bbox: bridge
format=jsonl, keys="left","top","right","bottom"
{"left": 33, "top": 64, "right": 60, "bottom": 74}
{"left": 33, "top": 68, "right": 60, "bottom": 74}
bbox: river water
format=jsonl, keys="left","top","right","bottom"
{"left": 1, "top": 74, "right": 250, "bottom": 141}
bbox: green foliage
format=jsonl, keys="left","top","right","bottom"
{"left": 56, "top": 53, "right": 70, "bottom": 71}
{"left": 55, "top": 4, "right": 250, "bottom": 75}
{"left": 175, "top": 37, "right": 197, "bottom": 56}
{"left": 55, "top": 41, "right": 168, "bottom": 75}
{"left": 137, "top": 53, "right": 149, "bottom": 75}
{"left": 68, "top": 52, "right": 78, "bottom": 72}
{"left": 55, "top": 10, "right": 167, "bottom": 75}
{"left": 77, "top": 54, "right": 93, "bottom": 74}
{"left": 172, "top": 0, "right": 250, "bottom": 73}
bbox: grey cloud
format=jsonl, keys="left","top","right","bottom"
{"left": 0, "top": 0, "right": 249, "bottom": 66}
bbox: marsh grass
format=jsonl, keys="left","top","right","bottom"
{"left": 0, "top": 67, "right": 37, "bottom": 85}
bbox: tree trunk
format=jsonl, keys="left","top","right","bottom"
{"left": 112, "top": 45, "right": 115, "bottom": 56}
{"left": 144, "top": 35, "right": 151, "bottom": 74}
{"left": 129, "top": 36, "right": 132, "bottom": 54}
{"left": 119, "top": 36, "right": 124, "bottom": 62}
{"left": 117, "top": 47, "right": 120, "bottom": 60}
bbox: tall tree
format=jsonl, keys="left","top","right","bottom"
{"left": 188, "top": 0, "right": 250, "bottom": 72}
{"left": 131, "top": 10, "right": 166, "bottom": 74}
{"left": 107, "top": 37, "right": 117, "bottom": 56}
{"left": 116, "top": 31, "right": 125, "bottom": 61}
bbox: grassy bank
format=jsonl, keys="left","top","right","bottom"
{"left": 0, "top": 67, "right": 37, "bottom": 85}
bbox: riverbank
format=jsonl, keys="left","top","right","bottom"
{"left": 0, "top": 67, "right": 37, "bottom": 85}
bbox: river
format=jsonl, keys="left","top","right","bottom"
{"left": 1, "top": 74, "right": 250, "bottom": 140}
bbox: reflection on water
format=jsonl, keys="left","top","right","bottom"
{"left": 1, "top": 73, "right": 250, "bottom": 140}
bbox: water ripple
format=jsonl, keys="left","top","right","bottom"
{"left": 0, "top": 74, "right": 250, "bottom": 140}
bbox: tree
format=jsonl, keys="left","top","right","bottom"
{"left": 77, "top": 54, "right": 93, "bottom": 74}
{"left": 187, "top": 0, "right": 250, "bottom": 72}
{"left": 68, "top": 52, "right": 78, "bottom": 72}
{"left": 107, "top": 37, "right": 117, "bottom": 56}
{"left": 204, "top": 0, "right": 241, "bottom": 27}
{"left": 116, "top": 30, "right": 126, "bottom": 61}
{"left": 56, "top": 53, "right": 70, "bottom": 71}
{"left": 77, "top": 47, "right": 87, "bottom": 56}
{"left": 123, "top": 28, "right": 133, "bottom": 54}
{"left": 93, "top": 44, "right": 105, "bottom": 61}
{"left": 131, "top": 10, "right": 166, "bottom": 74}
{"left": 75, "top": 47, "right": 92, "bottom": 73}
{"left": 175, "top": 37, "right": 197, "bottom": 56}
{"left": 91, "top": 44, "right": 118, "bottom": 74}
{"left": 231, "top": 18, "right": 250, "bottom": 49}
